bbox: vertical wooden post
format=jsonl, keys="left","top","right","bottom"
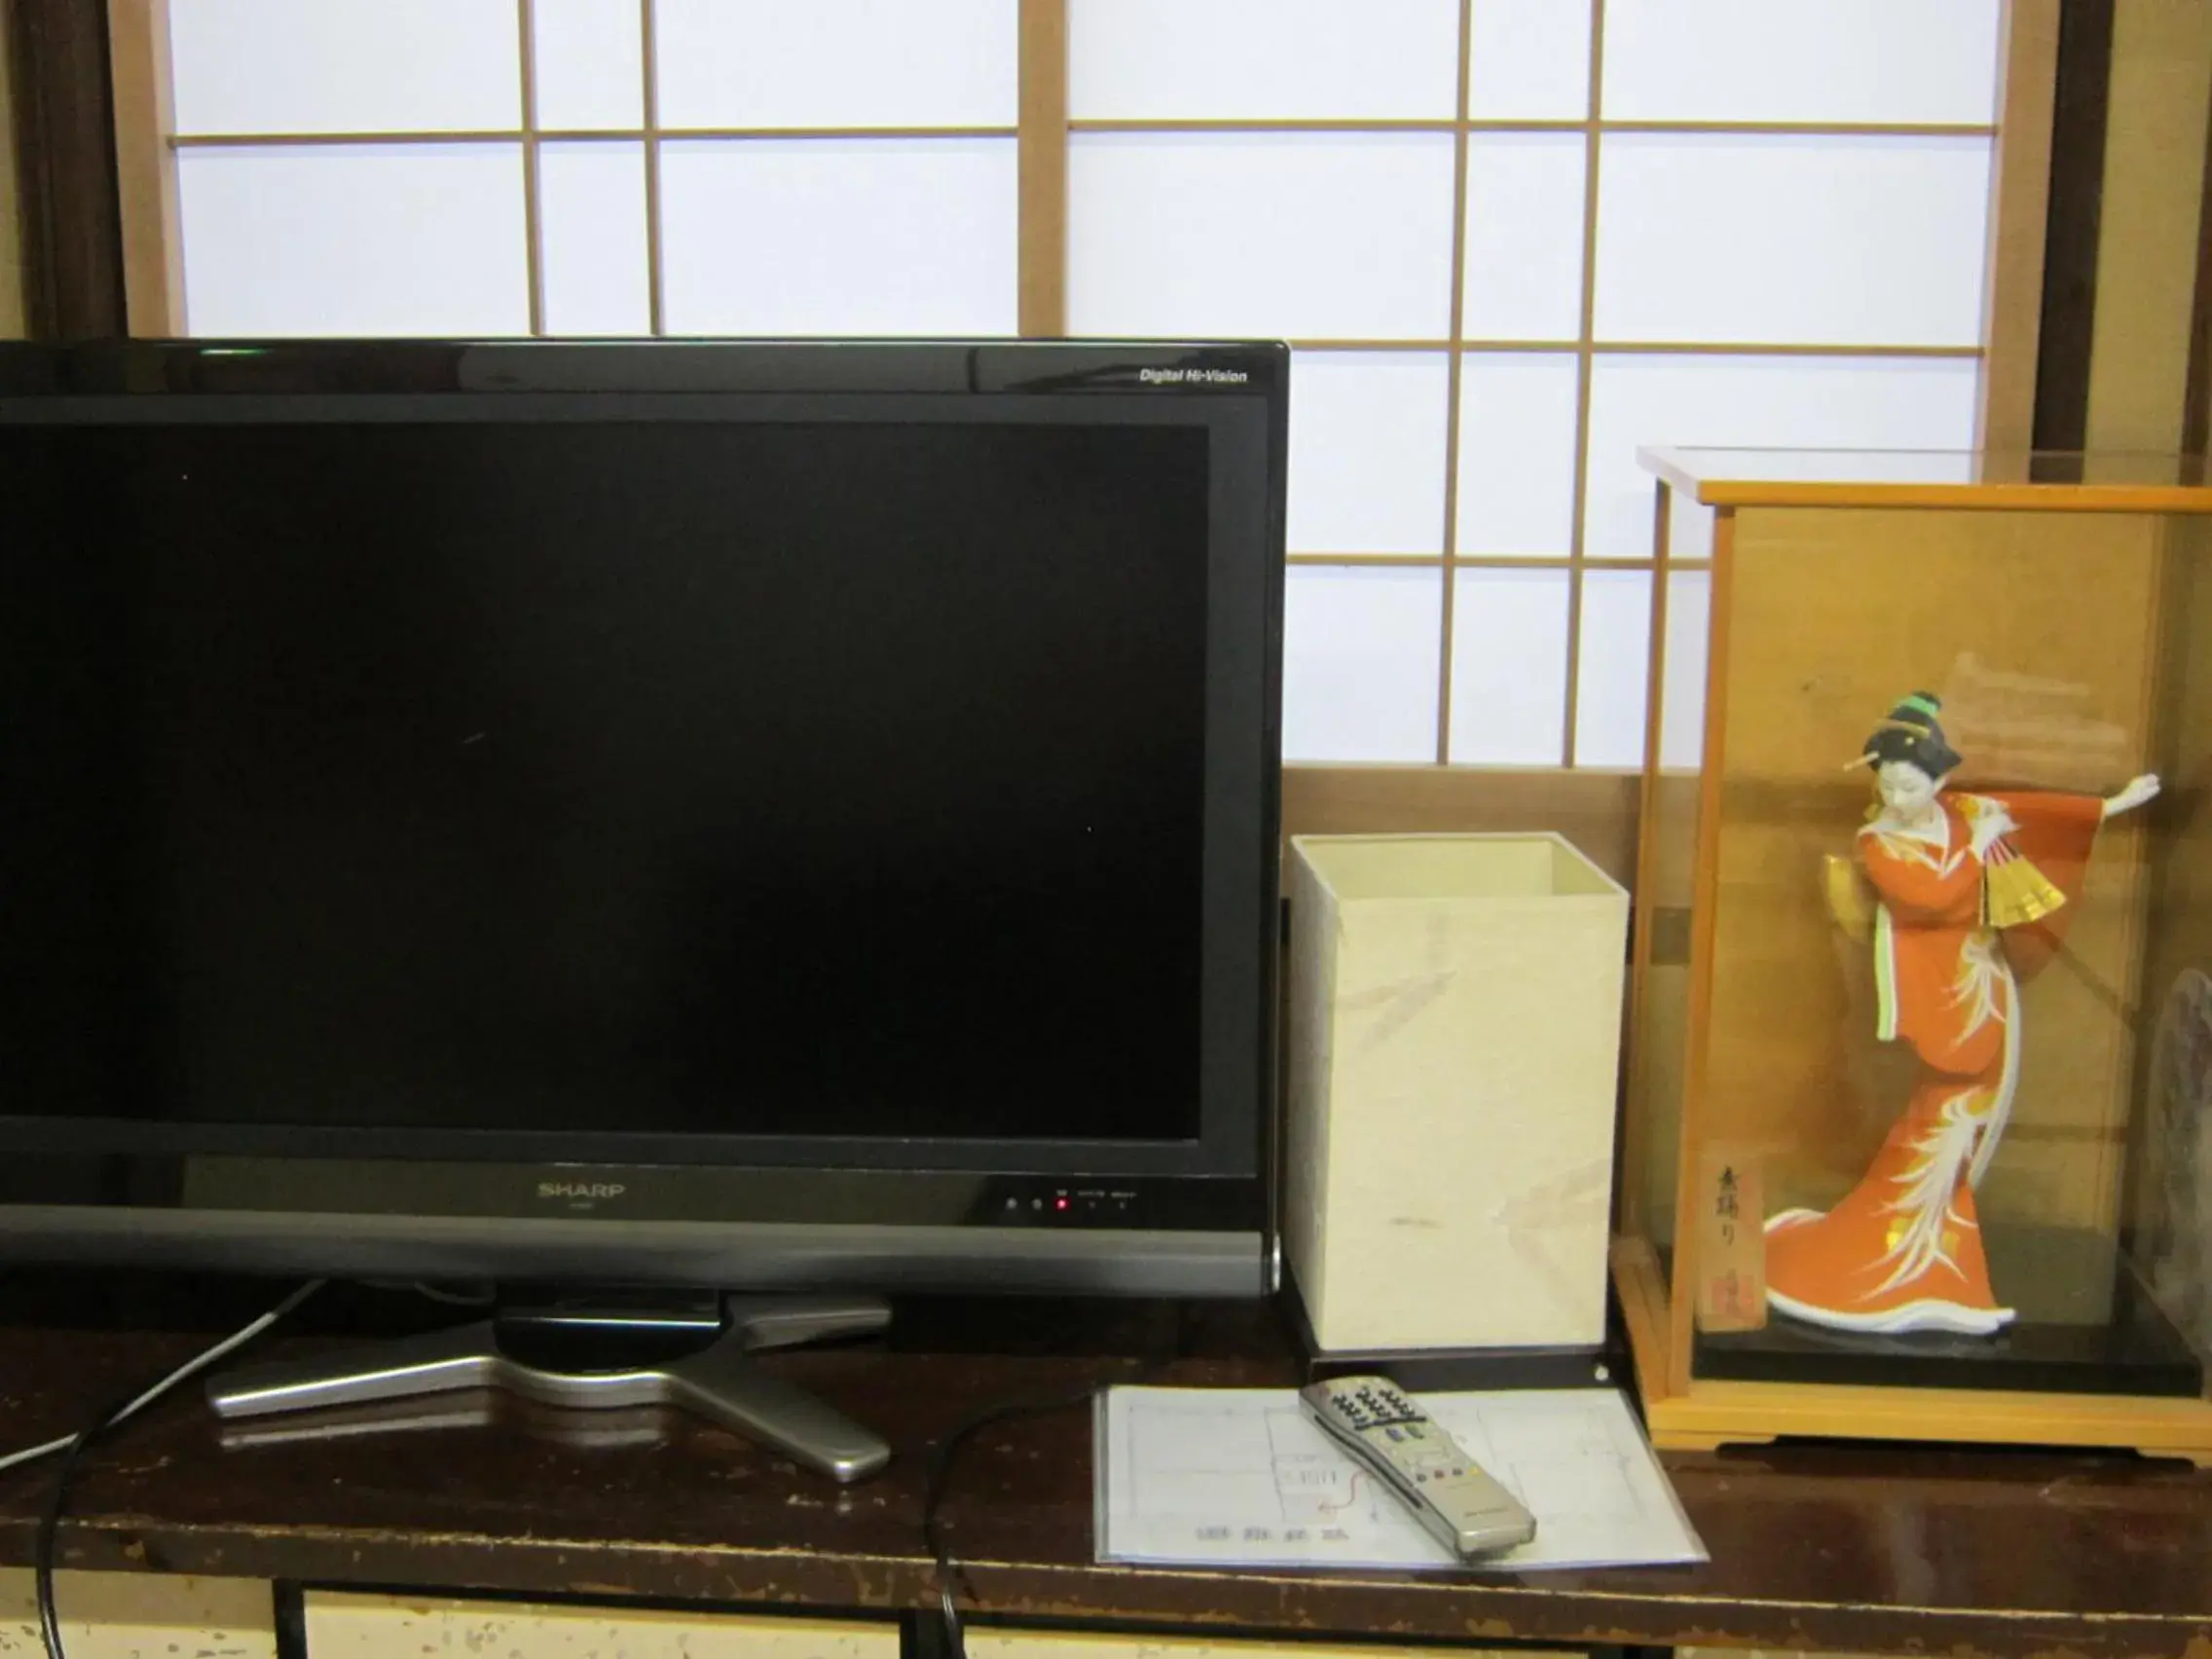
{"left": 641, "top": 0, "right": 664, "bottom": 337}
{"left": 1016, "top": 0, "right": 1066, "bottom": 337}
{"left": 1617, "top": 480, "right": 1673, "bottom": 1244}
{"left": 1560, "top": 0, "right": 1608, "bottom": 766}
{"left": 1976, "top": 0, "right": 2062, "bottom": 456}
{"left": 2181, "top": 89, "right": 2212, "bottom": 459}
{"left": 517, "top": 0, "right": 545, "bottom": 337}
{"left": 0, "top": 0, "right": 25, "bottom": 336}
{"left": 106, "top": 0, "right": 183, "bottom": 335}
{"left": 1667, "top": 502, "right": 1735, "bottom": 1398}
{"left": 2083, "top": 0, "right": 2212, "bottom": 456}
{"left": 1433, "top": 0, "right": 1472, "bottom": 763}
{"left": 11, "top": 0, "right": 128, "bottom": 338}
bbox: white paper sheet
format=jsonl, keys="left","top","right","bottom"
{"left": 1094, "top": 1384, "right": 1706, "bottom": 1572}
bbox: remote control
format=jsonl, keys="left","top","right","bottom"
{"left": 1297, "top": 1376, "right": 1537, "bottom": 1559}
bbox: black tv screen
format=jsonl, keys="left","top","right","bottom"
{"left": 0, "top": 342, "right": 1283, "bottom": 1295}
{"left": 11, "top": 418, "right": 1207, "bottom": 1142}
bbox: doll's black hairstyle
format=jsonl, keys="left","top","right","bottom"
{"left": 1861, "top": 690, "right": 1962, "bottom": 778}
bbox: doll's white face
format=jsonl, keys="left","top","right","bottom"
{"left": 1876, "top": 758, "right": 1943, "bottom": 823}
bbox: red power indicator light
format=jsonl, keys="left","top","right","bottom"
{"left": 1055, "top": 1198, "right": 1069, "bottom": 1211}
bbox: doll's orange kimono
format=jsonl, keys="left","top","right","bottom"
{"left": 1765, "top": 789, "right": 2105, "bottom": 1335}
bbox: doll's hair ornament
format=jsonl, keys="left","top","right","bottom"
{"left": 1856, "top": 689, "right": 1963, "bottom": 777}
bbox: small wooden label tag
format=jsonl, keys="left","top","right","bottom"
{"left": 1693, "top": 1148, "right": 1767, "bottom": 1332}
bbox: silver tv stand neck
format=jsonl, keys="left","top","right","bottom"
{"left": 206, "top": 1292, "right": 894, "bottom": 1482}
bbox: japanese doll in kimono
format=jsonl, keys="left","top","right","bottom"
{"left": 1764, "top": 691, "right": 2160, "bottom": 1336}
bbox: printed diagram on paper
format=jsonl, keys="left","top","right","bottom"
{"left": 1095, "top": 1386, "right": 1705, "bottom": 1571}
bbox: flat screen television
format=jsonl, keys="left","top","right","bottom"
{"left": 0, "top": 339, "right": 1285, "bottom": 1299}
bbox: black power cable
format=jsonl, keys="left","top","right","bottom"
{"left": 922, "top": 1361, "right": 1163, "bottom": 1659}
{"left": 31, "top": 1279, "right": 326, "bottom": 1659}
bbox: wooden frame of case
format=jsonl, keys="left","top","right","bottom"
{"left": 1616, "top": 447, "right": 2212, "bottom": 1462}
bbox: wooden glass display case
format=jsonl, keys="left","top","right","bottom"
{"left": 1617, "top": 448, "right": 2212, "bottom": 1458}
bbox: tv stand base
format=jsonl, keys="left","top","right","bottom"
{"left": 206, "top": 1292, "right": 893, "bottom": 1481}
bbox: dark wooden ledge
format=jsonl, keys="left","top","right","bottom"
{"left": 2, "top": 1319, "right": 2210, "bottom": 1659}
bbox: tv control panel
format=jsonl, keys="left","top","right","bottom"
{"left": 993, "top": 1183, "right": 1142, "bottom": 1224}
{"left": 31, "top": 1158, "right": 1267, "bottom": 1234}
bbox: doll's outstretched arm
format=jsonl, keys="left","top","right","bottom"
{"left": 2103, "top": 773, "right": 2160, "bottom": 821}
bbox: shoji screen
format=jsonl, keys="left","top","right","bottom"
{"left": 1067, "top": 0, "right": 2004, "bottom": 767}
{"left": 150, "top": 0, "right": 2015, "bottom": 772}
{"left": 166, "top": 0, "right": 1019, "bottom": 338}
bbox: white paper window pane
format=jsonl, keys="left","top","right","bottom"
{"left": 1595, "top": 134, "right": 1993, "bottom": 348}
{"left": 1463, "top": 133, "right": 1586, "bottom": 342}
{"left": 1576, "top": 569, "right": 1652, "bottom": 768}
{"left": 179, "top": 146, "right": 528, "bottom": 336}
{"left": 1667, "top": 486, "right": 1714, "bottom": 565}
{"left": 1604, "top": 0, "right": 2002, "bottom": 125}
{"left": 535, "top": 0, "right": 643, "bottom": 130}
{"left": 1288, "top": 353, "right": 1450, "bottom": 555}
{"left": 1449, "top": 568, "right": 1568, "bottom": 765}
{"left": 1456, "top": 353, "right": 1579, "bottom": 557}
{"left": 1467, "top": 0, "right": 1592, "bottom": 121}
{"left": 1282, "top": 568, "right": 1441, "bottom": 762}
{"left": 1583, "top": 354, "right": 1981, "bottom": 558}
{"left": 660, "top": 139, "right": 1015, "bottom": 336}
{"left": 655, "top": 0, "right": 1016, "bottom": 129}
{"left": 1658, "top": 569, "right": 1712, "bottom": 769}
{"left": 539, "top": 143, "right": 649, "bottom": 334}
{"left": 1070, "top": 0, "right": 1457, "bottom": 121}
{"left": 1069, "top": 133, "right": 1456, "bottom": 340}
{"left": 170, "top": 0, "right": 519, "bottom": 135}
